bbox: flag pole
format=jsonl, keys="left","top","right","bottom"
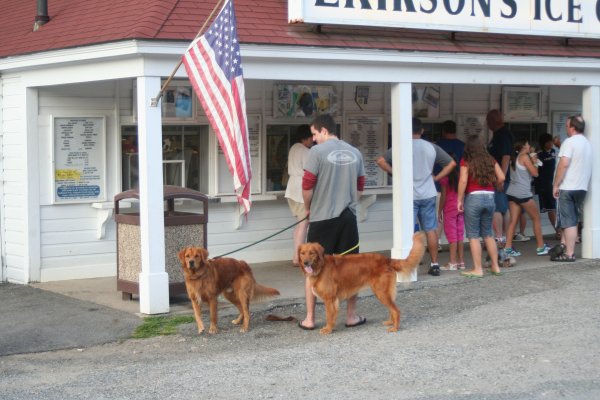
{"left": 150, "top": 0, "right": 225, "bottom": 107}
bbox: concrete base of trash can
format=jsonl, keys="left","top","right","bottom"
{"left": 116, "top": 223, "right": 204, "bottom": 299}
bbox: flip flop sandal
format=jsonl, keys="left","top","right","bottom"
{"left": 297, "top": 321, "right": 315, "bottom": 331}
{"left": 461, "top": 272, "right": 483, "bottom": 278}
{"left": 550, "top": 253, "right": 576, "bottom": 262}
{"left": 345, "top": 316, "right": 367, "bottom": 328}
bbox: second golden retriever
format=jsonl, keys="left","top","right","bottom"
{"left": 298, "top": 232, "right": 426, "bottom": 334}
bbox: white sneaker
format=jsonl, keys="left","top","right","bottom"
{"left": 513, "top": 233, "right": 531, "bottom": 242}
{"left": 440, "top": 263, "right": 458, "bottom": 271}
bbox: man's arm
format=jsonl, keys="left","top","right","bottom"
{"left": 356, "top": 175, "right": 365, "bottom": 200}
{"left": 552, "top": 156, "right": 570, "bottom": 198}
{"left": 376, "top": 156, "right": 393, "bottom": 175}
{"left": 302, "top": 169, "right": 318, "bottom": 218}
{"left": 432, "top": 144, "right": 456, "bottom": 182}
{"left": 457, "top": 165, "right": 468, "bottom": 212}
{"left": 434, "top": 159, "right": 456, "bottom": 183}
{"left": 500, "top": 155, "right": 511, "bottom": 176}
{"left": 302, "top": 188, "right": 313, "bottom": 218}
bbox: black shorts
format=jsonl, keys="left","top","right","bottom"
{"left": 507, "top": 195, "right": 532, "bottom": 205}
{"left": 537, "top": 190, "right": 556, "bottom": 213}
{"left": 307, "top": 208, "right": 359, "bottom": 255}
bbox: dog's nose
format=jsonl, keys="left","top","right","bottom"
{"left": 188, "top": 260, "right": 195, "bottom": 269}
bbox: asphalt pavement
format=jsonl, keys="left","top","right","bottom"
{"left": 0, "top": 284, "right": 140, "bottom": 356}
{"left": 0, "top": 256, "right": 599, "bottom": 399}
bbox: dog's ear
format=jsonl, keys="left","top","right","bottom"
{"left": 297, "top": 244, "right": 304, "bottom": 265}
{"left": 199, "top": 248, "right": 209, "bottom": 264}
{"left": 315, "top": 243, "right": 325, "bottom": 266}
{"left": 177, "top": 247, "right": 188, "bottom": 265}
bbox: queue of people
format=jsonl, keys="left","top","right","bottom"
{"left": 285, "top": 112, "right": 590, "bottom": 330}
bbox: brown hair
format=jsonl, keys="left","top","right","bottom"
{"left": 463, "top": 135, "right": 497, "bottom": 187}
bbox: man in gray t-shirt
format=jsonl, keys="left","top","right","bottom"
{"left": 298, "top": 114, "right": 366, "bottom": 331}
{"left": 376, "top": 118, "right": 455, "bottom": 277}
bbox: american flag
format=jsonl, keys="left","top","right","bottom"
{"left": 182, "top": 0, "right": 251, "bottom": 213}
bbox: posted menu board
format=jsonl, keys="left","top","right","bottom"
{"left": 344, "top": 115, "right": 386, "bottom": 188}
{"left": 502, "top": 87, "right": 541, "bottom": 120}
{"left": 53, "top": 117, "right": 106, "bottom": 203}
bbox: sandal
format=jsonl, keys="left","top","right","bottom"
{"left": 550, "top": 253, "right": 576, "bottom": 262}
{"left": 548, "top": 243, "right": 565, "bottom": 258}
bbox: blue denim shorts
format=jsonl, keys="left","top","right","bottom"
{"left": 464, "top": 192, "right": 495, "bottom": 239}
{"left": 557, "top": 190, "right": 586, "bottom": 229}
{"left": 413, "top": 196, "right": 437, "bottom": 232}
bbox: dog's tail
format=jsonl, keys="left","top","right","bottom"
{"left": 252, "top": 284, "right": 280, "bottom": 301}
{"left": 390, "top": 231, "right": 426, "bottom": 279}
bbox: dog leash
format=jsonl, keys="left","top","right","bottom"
{"left": 213, "top": 217, "right": 308, "bottom": 259}
{"left": 337, "top": 243, "right": 360, "bottom": 255}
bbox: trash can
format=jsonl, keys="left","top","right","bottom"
{"left": 114, "top": 185, "right": 209, "bottom": 300}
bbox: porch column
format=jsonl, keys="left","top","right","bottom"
{"left": 390, "top": 83, "right": 416, "bottom": 282}
{"left": 137, "top": 76, "right": 169, "bottom": 314}
{"left": 581, "top": 86, "right": 600, "bottom": 259}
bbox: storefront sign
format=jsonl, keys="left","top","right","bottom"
{"left": 53, "top": 117, "right": 106, "bottom": 203}
{"left": 289, "top": 0, "right": 600, "bottom": 39}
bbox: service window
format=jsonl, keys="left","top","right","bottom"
{"left": 506, "top": 123, "right": 548, "bottom": 148}
{"left": 121, "top": 125, "right": 209, "bottom": 193}
{"left": 265, "top": 125, "right": 296, "bottom": 192}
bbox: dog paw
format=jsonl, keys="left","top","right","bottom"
{"left": 231, "top": 317, "right": 242, "bottom": 325}
{"left": 387, "top": 326, "right": 399, "bottom": 333}
{"left": 319, "top": 327, "right": 333, "bottom": 335}
{"left": 382, "top": 319, "right": 393, "bottom": 326}
{"left": 239, "top": 326, "right": 248, "bottom": 333}
{"left": 208, "top": 326, "right": 218, "bottom": 334}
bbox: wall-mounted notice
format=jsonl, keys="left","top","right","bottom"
{"left": 344, "top": 115, "right": 385, "bottom": 188}
{"left": 502, "top": 87, "right": 541, "bottom": 120}
{"left": 456, "top": 114, "right": 487, "bottom": 142}
{"left": 53, "top": 117, "right": 106, "bottom": 203}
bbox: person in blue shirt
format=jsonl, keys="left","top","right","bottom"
{"left": 534, "top": 133, "right": 560, "bottom": 240}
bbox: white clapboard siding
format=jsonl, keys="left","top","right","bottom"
{"left": 41, "top": 241, "right": 116, "bottom": 258}
{"left": 1, "top": 75, "right": 28, "bottom": 283}
{"left": 40, "top": 253, "right": 116, "bottom": 282}
{"left": 41, "top": 217, "right": 98, "bottom": 232}
{"left": 201, "top": 195, "right": 396, "bottom": 263}
{"left": 343, "top": 82, "right": 386, "bottom": 114}
{"left": 549, "top": 86, "right": 583, "bottom": 110}
{"left": 35, "top": 83, "right": 120, "bottom": 281}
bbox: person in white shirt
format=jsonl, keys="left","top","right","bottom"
{"left": 550, "top": 115, "right": 592, "bottom": 262}
{"left": 284, "top": 125, "right": 313, "bottom": 267}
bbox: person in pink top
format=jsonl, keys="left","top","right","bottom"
{"left": 438, "top": 154, "right": 465, "bottom": 271}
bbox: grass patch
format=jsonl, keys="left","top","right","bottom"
{"left": 132, "top": 315, "right": 195, "bottom": 339}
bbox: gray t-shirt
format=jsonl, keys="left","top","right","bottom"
{"left": 506, "top": 157, "right": 533, "bottom": 199}
{"left": 384, "top": 141, "right": 453, "bottom": 200}
{"left": 304, "top": 139, "right": 365, "bottom": 222}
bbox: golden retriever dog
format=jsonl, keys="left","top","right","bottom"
{"left": 297, "top": 232, "right": 426, "bottom": 335}
{"left": 178, "top": 247, "right": 280, "bottom": 334}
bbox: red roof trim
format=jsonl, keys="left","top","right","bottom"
{"left": 1, "top": 0, "right": 600, "bottom": 60}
